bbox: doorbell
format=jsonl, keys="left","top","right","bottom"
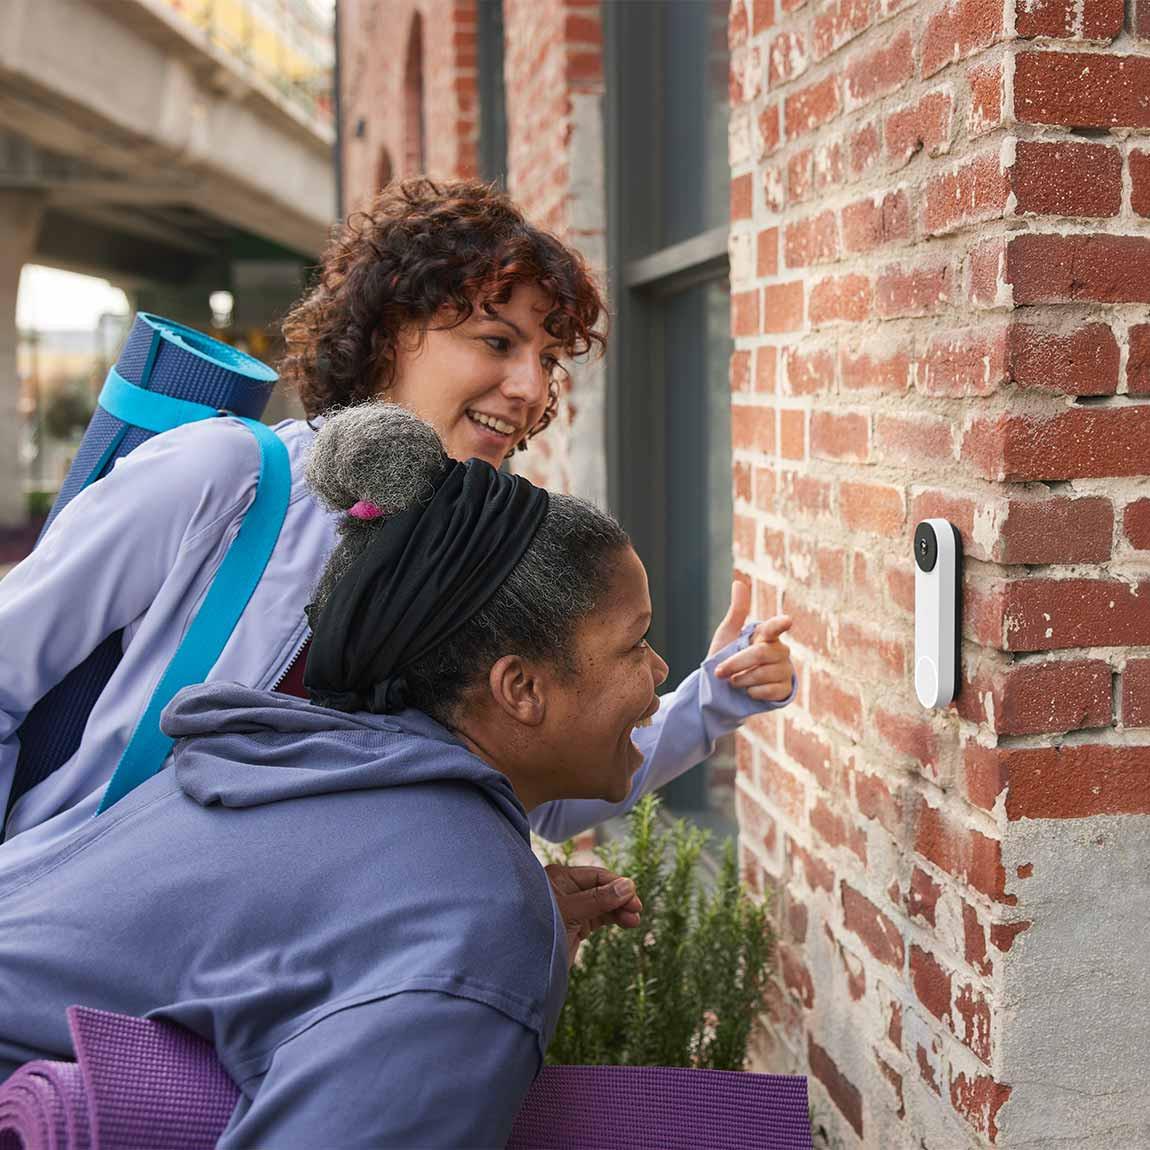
{"left": 913, "top": 519, "right": 962, "bottom": 709}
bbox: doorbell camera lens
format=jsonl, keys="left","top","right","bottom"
{"left": 914, "top": 522, "right": 938, "bottom": 573}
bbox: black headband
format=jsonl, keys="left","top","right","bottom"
{"left": 304, "top": 459, "right": 550, "bottom": 713}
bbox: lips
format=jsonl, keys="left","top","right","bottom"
{"left": 633, "top": 697, "right": 660, "bottom": 730}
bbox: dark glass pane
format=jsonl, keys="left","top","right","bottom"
{"left": 658, "top": 0, "right": 731, "bottom": 249}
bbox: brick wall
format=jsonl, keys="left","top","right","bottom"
{"left": 730, "top": 0, "right": 1150, "bottom": 1144}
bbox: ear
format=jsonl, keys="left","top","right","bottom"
{"left": 487, "top": 654, "right": 547, "bottom": 727}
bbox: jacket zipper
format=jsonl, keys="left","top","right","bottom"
{"left": 270, "top": 628, "right": 311, "bottom": 691}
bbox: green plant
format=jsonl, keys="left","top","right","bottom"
{"left": 546, "top": 793, "right": 773, "bottom": 1070}
{"left": 25, "top": 489, "right": 56, "bottom": 518}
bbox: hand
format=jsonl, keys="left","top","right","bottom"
{"left": 711, "top": 582, "right": 795, "bottom": 703}
{"left": 545, "top": 863, "right": 643, "bottom": 967}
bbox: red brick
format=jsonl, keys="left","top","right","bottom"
{"left": 875, "top": 708, "right": 940, "bottom": 771}
{"left": 955, "top": 982, "right": 993, "bottom": 1063}
{"left": 842, "top": 883, "right": 905, "bottom": 968}
{"left": 810, "top": 410, "right": 869, "bottom": 461}
{"left": 918, "top": 1041, "right": 942, "bottom": 1094}
{"left": 1008, "top": 322, "right": 1119, "bottom": 396}
{"left": 998, "top": 660, "right": 1113, "bottom": 735}
{"left": 875, "top": 413, "right": 955, "bottom": 464}
{"left": 753, "top": 0, "right": 776, "bottom": 35}
{"left": 731, "top": 173, "right": 753, "bottom": 221}
{"left": 779, "top": 470, "right": 833, "bottom": 521}
{"left": 755, "top": 347, "right": 778, "bottom": 394}
{"left": 1129, "top": 324, "right": 1150, "bottom": 395}
{"left": 784, "top": 210, "right": 839, "bottom": 268}
{"left": 1136, "top": 0, "right": 1150, "bottom": 36}
{"left": 852, "top": 767, "right": 902, "bottom": 834}
{"left": 1126, "top": 499, "right": 1150, "bottom": 551}
{"left": 876, "top": 1053, "right": 906, "bottom": 1119}
{"left": 780, "top": 944, "right": 815, "bottom": 1007}
{"left": 762, "top": 282, "right": 805, "bottom": 332}
{"left": 923, "top": 152, "right": 1008, "bottom": 235}
{"left": 848, "top": 118, "right": 882, "bottom": 179}
{"left": 564, "top": 13, "right": 603, "bottom": 44}
{"left": 885, "top": 89, "right": 954, "bottom": 168}
{"left": 1013, "top": 141, "right": 1122, "bottom": 218}
{"left": 785, "top": 74, "right": 841, "bottom": 141}
{"left": 808, "top": 1037, "right": 864, "bottom": 1138}
{"left": 732, "top": 403, "right": 776, "bottom": 452}
{"left": 784, "top": 716, "right": 836, "bottom": 788}
{"left": 907, "top": 867, "right": 942, "bottom": 926}
{"left": 737, "top": 785, "right": 778, "bottom": 854}
{"left": 990, "top": 744, "right": 1150, "bottom": 818}
{"left": 813, "top": 0, "right": 872, "bottom": 61}
{"left": 730, "top": 0, "right": 750, "bottom": 48}
{"left": 964, "top": 902, "right": 992, "bottom": 975}
{"left": 1016, "top": 0, "right": 1123, "bottom": 38}
{"left": 735, "top": 513, "right": 758, "bottom": 562}
{"left": 964, "top": 408, "right": 1150, "bottom": 481}
{"left": 768, "top": 30, "right": 807, "bottom": 88}
{"left": 989, "top": 919, "right": 1031, "bottom": 953}
{"left": 841, "top": 345, "right": 912, "bottom": 393}
{"left": 967, "top": 61, "right": 1003, "bottom": 135}
{"left": 758, "top": 104, "right": 781, "bottom": 159}
{"left": 761, "top": 750, "right": 807, "bottom": 822}
{"left": 784, "top": 347, "right": 834, "bottom": 395}
{"left": 810, "top": 670, "right": 864, "bottom": 738}
{"left": 1016, "top": 51, "right": 1150, "bottom": 129}
{"left": 779, "top": 409, "right": 805, "bottom": 460}
{"left": 756, "top": 227, "right": 779, "bottom": 278}
{"left": 762, "top": 163, "right": 786, "bottom": 211}
{"left": 950, "top": 1072, "right": 1011, "bottom": 1144}
{"left": 840, "top": 480, "right": 905, "bottom": 537}
{"left": 840, "top": 619, "right": 907, "bottom": 681}
{"left": 731, "top": 349, "right": 752, "bottom": 395}
{"left": 1001, "top": 577, "right": 1150, "bottom": 650}
{"left": 811, "top": 798, "right": 867, "bottom": 861}
{"left": 918, "top": 326, "right": 1009, "bottom": 397}
{"left": 788, "top": 836, "right": 835, "bottom": 892}
{"left": 732, "top": 289, "right": 760, "bottom": 336}
{"left": 812, "top": 137, "right": 845, "bottom": 193}
{"left": 922, "top": 0, "right": 1004, "bottom": 78}
{"left": 841, "top": 190, "right": 912, "bottom": 253}
{"left": 809, "top": 273, "right": 872, "bottom": 325}
{"left": 875, "top": 260, "right": 954, "bottom": 318}
{"left": 968, "top": 236, "right": 1006, "bottom": 307}
{"left": 915, "top": 799, "right": 1010, "bottom": 902}
{"left": 910, "top": 944, "right": 952, "bottom": 1021}
{"left": 845, "top": 30, "right": 913, "bottom": 111}
{"left": 999, "top": 495, "right": 1114, "bottom": 564}
{"left": 1132, "top": 151, "right": 1150, "bottom": 218}
{"left": 787, "top": 149, "right": 814, "bottom": 203}
{"left": 734, "top": 460, "right": 753, "bottom": 504}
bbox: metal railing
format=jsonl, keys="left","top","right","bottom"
{"left": 159, "top": 0, "right": 334, "bottom": 126}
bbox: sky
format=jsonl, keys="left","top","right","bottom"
{"left": 17, "top": 265, "right": 130, "bottom": 333}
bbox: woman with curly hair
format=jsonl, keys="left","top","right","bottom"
{"left": 0, "top": 178, "right": 795, "bottom": 869}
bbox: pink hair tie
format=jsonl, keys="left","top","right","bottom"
{"left": 347, "top": 500, "right": 384, "bottom": 521}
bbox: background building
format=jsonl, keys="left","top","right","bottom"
{"left": 343, "top": 3, "right": 1150, "bottom": 1147}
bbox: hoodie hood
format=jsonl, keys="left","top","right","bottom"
{"left": 161, "top": 682, "right": 527, "bottom": 835}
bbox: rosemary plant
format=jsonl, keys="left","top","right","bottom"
{"left": 546, "top": 793, "right": 774, "bottom": 1070}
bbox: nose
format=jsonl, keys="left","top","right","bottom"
{"left": 648, "top": 646, "right": 669, "bottom": 689}
{"left": 502, "top": 350, "right": 551, "bottom": 415}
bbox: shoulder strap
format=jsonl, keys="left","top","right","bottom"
{"left": 96, "top": 388, "right": 292, "bottom": 814}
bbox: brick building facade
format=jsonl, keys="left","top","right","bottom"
{"left": 340, "top": 2, "right": 1150, "bottom": 1146}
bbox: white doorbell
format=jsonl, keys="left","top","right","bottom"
{"left": 913, "top": 519, "right": 962, "bottom": 709}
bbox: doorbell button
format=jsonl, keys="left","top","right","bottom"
{"left": 913, "top": 518, "right": 962, "bottom": 709}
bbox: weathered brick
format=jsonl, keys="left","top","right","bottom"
{"left": 784, "top": 715, "right": 837, "bottom": 787}
{"left": 1016, "top": 0, "right": 1123, "bottom": 39}
{"left": 840, "top": 480, "right": 905, "bottom": 536}
{"left": 756, "top": 346, "right": 778, "bottom": 394}
{"left": 848, "top": 118, "right": 882, "bottom": 178}
{"left": 809, "top": 273, "right": 872, "bottom": 325}
{"left": 875, "top": 259, "right": 955, "bottom": 317}
{"left": 842, "top": 882, "right": 905, "bottom": 968}
{"left": 1122, "top": 660, "right": 1150, "bottom": 726}
{"left": 998, "top": 495, "right": 1114, "bottom": 564}
{"left": 732, "top": 289, "right": 760, "bottom": 337}
{"left": 808, "top": 1036, "right": 864, "bottom": 1137}
{"left": 989, "top": 744, "right": 1150, "bottom": 818}
{"left": 910, "top": 944, "right": 952, "bottom": 1022}
{"left": 761, "top": 749, "right": 808, "bottom": 822}
{"left": 757, "top": 227, "right": 779, "bottom": 276}
{"left": 1013, "top": 141, "right": 1122, "bottom": 218}
{"left": 732, "top": 403, "right": 776, "bottom": 452}
{"left": 788, "top": 148, "right": 814, "bottom": 203}
{"left": 812, "top": 0, "right": 872, "bottom": 61}
{"left": 967, "top": 61, "right": 1003, "bottom": 136}
{"left": 758, "top": 103, "right": 782, "bottom": 159}
{"left": 875, "top": 707, "right": 940, "bottom": 770}
{"left": 841, "top": 344, "right": 912, "bottom": 393}
{"left": 1008, "top": 322, "right": 1119, "bottom": 396}
{"left": 762, "top": 281, "right": 805, "bottom": 331}
{"left": 788, "top": 836, "right": 836, "bottom": 892}
{"left": 811, "top": 410, "right": 869, "bottom": 461}
{"left": 922, "top": 0, "right": 1004, "bottom": 78}
{"left": 1129, "top": 324, "right": 1150, "bottom": 395}
{"left": 1132, "top": 151, "right": 1150, "bottom": 218}
{"left": 811, "top": 798, "right": 867, "bottom": 860}
{"left": 784, "top": 346, "right": 835, "bottom": 394}
{"left": 998, "top": 660, "right": 1113, "bottom": 735}
{"left": 812, "top": 136, "right": 846, "bottom": 192}
{"left": 876, "top": 1053, "right": 907, "bottom": 1119}
{"left": 955, "top": 982, "right": 993, "bottom": 1063}
{"left": 779, "top": 470, "right": 833, "bottom": 521}
{"left": 964, "top": 408, "right": 1150, "bottom": 481}
{"left": 875, "top": 413, "right": 955, "bottom": 464}
{"left": 964, "top": 902, "right": 993, "bottom": 975}
{"left": 780, "top": 944, "right": 816, "bottom": 1007}
{"left": 785, "top": 73, "right": 841, "bottom": 140}
{"left": 840, "top": 190, "right": 912, "bottom": 253}
{"left": 907, "top": 867, "right": 942, "bottom": 926}
{"left": 810, "top": 670, "right": 864, "bottom": 738}
{"left": 950, "top": 1071, "right": 1011, "bottom": 1144}
{"left": 784, "top": 210, "right": 840, "bottom": 267}
{"left": 769, "top": 29, "right": 808, "bottom": 87}
{"left": 753, "top": 0, "right": 776, "bottom": 35}
{"left": 731, "top": 172, "right": 754, "bottom": 221}
{"left": 840, "top": 619, "right": 907, "bottom": 680}
{"left": 918, "top": 325, "right": 1009, "bottom": 396}
{"left": 852, "top": 766, "right": 902, "bottom": 834}
{"left": 731, "top": 350, "right": 752, "bottom": 396}
{"left": 1015, "top": 51, "right": 1150, "bottom": 129}
{"left": 1125, "top": 498, "right": 1150, "bottom": 550}
{"left": 968, "top": 236, "right": 1007, "bottom": 307}
{"left": 845, "top": 29, "right": 913, "bottom": 110}
{"left": 885, "top": 89, "right": 955, "bottom": 168}
{"left": 1001, "top": 577, "right": 1150, "bottom": 650}
{"left": 915, "top": 798, "right": 1009, "bottom": 902}
{"left": 923, "top": 152, "right": 1009, "bottom": 235}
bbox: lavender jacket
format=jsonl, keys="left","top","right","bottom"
{"left": 0, "top": 417, "right": 794, "bottom": 864}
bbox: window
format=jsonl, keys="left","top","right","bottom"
{"left": 605, "top": 0, "right": 736, "bottom": 836}
{"left": 403, "top": 13, "right": 426, "bottom": 175}
{"left": 476, "top": 0, "right": 508, "bottom": 185}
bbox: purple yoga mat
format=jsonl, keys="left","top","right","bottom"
{"left": 0, "top": 1007, "right": 811, "bottom": 1149}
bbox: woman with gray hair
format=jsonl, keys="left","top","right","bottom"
{"left": 0, "top": 403, "right": 706, "bottom": 1147}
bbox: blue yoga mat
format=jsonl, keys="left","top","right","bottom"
{"left": 5, "top": 314, "right": 279, "bottom": 827}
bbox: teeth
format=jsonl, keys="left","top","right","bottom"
{"left": 468, "top": 410, "right": 516, "bottom": 435}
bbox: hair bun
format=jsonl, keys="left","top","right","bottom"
{"left": 307, "top": 401, "right": 448, "bottom": 518}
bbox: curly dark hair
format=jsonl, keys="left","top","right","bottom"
{"left": 279, "top": 178, "right": 607, "bottom": 450}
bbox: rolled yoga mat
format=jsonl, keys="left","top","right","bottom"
{"left": 4, "top": 315, "right": 278, "bottom": 828}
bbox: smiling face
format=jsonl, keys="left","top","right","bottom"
{"left": 481, "top": 546, "right": 669, "bottom": 809}
{"left": 383, "top": 281, "right": 561, "bottom": 467}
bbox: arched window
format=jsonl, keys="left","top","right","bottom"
{"left": 403, "top": 13, "right": 426, "bottom": 175}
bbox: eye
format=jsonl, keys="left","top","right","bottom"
{"left": 483, "top": 335, "right": 512, "bottom": 353}
{"left": 634, "top": 631, "right": 651, "bottom": 652}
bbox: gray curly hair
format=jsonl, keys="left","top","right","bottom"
{"left": 306, "top": 402, "right": 631, "bottom": 724}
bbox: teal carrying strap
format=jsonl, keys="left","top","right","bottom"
{"left": 95, "top": 372, "right": 292, "bottom": 814}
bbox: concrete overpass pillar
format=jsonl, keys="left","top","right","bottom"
{"left": 0, "top": 192, "right": 45, "bottom": 527}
